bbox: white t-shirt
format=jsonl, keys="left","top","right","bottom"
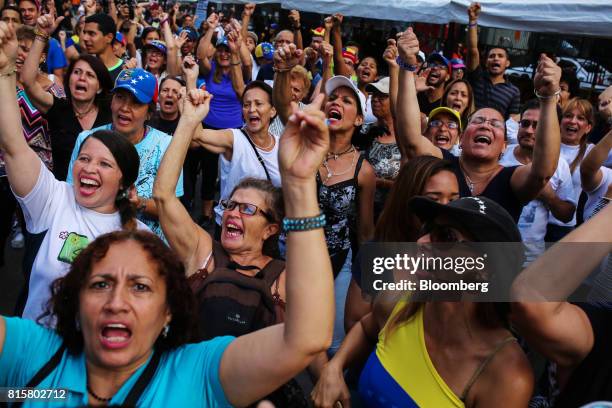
{"left": 505, "top": 118, "right": 518, "bottom": 146}
{"left": 17, "top": 161, "right": 148, "bottom": 325}
{"left": 364, "top": 94, "right": 377, "bottom": 125}
{"left": 584, "top": 166, "right": 612, "bottom": 221}
{"left": 500, "top": 145, "right": 575, "bottom": 259}
{"left": 549, "top": 143, "right": 595, "bottom": 226}
{"left": 214, "top": 129, "right": 282, "bottom": 225}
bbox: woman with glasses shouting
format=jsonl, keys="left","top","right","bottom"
{"left": 395, "top": 27, "right": 561, "bottom": 221}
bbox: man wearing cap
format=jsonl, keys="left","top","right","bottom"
{"left": 82, "top": 13, "right": 124, "bottom": 83}
{"left": 500, "top": 99, "right": 575, "bottom": 260}
{"left": 417, "top": 52, "right": 451, "bottom": 116}
{"left": 304, "top": 27, "right": 325, "bottom": 87}
{"left": 465, "top": 2, "right": 520, "bottom": 122}
{"left": 65, "top": 68, "right": 183, "bottom": 239}
{"left": 396, "top": 27, "right": 561, "bottom": 222}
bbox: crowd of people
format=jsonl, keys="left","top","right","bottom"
{"left": 0, "top": 0, "right": 611, "bottom": 406}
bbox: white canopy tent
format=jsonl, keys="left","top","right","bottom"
{"left": 215, "top": 0, "right": 612, "bottom": 38}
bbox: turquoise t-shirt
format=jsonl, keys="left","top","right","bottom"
{"left": 0, "top": 317, "right": 234, "bottom": 407}
{"left": 65, "top": 124, "right": 184, "bottom": 239}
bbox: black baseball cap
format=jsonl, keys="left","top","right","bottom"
{"left": 409, "top": 196, "right": 521, "bottom": 242}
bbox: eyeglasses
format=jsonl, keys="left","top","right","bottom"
{"left": 220, "top": 199, "right": 273, "bottom": 222}
{"left": 469, "top": 116, "right": 505, "bottom": 130}
{"left": 519, "top": 119, "right": 538, "bottom": 129}
{"left": 429, "top": 119, "right": 459, "bottom": 130}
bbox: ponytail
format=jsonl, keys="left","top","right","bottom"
{"left": 115, "top": 189, "right": 138, "bottom": 231}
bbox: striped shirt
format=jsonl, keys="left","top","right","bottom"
{"left": 467, "top": 66, "right": 520, "bottom": 120}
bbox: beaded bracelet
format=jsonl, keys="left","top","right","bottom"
{"left": 468, "top": 21, "right": 478, "bottom": 28}
{"left": 395, "top": 56, "right": 418, "bottom": 72}
{"left": 34, "top": 28, "right": 49, "bottom": 41}
{"left": 534, "top": 88, "right": 561, "bottom": 100}
{"left": 283, "top": 213, "right": 326, "bottom": 232}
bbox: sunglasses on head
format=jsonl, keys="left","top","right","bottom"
{"left": 220, "top": 199, "right": 273, "bottom": 222}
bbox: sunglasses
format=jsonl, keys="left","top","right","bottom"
{"left": 220, "top": 199, "right": 273, "bottom": 222}
{"left": 519, "top": 119, "right": 538, "bottom": 129}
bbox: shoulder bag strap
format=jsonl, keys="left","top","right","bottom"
{"left": 240, "top": 128, "right": 272, "bottom": 182}
{"left": 12, "top": 344, "right": 67, "bottom": 408}
{"left": 120, "top": 350, "right": 163, "bottom": 407}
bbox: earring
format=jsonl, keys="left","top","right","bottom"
{"left": 162, "top": 324, "right": 169, "bottom": 338}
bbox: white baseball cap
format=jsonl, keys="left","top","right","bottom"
{"left": 325, "top": 75, "right": 367, "bottom": 116}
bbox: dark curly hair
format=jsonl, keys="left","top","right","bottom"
{"left": 45, "top": 230, "right": 199, "bottom": 354}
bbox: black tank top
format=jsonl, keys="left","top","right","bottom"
{"left": 442, "top": 150, "right": 523, "bottom": 222}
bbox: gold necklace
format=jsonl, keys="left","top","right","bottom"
{"left": 74, "top": 103, "right": 97, "bottom": 119}
{"left": 322, "top": 150, "right": 358, "bottom": 184}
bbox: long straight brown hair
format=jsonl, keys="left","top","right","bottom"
{"left": 374, "top": 156, "right": 456, "bottom": 242}
{"left": 563, "top": 98, "right": 595, "bottom": 174}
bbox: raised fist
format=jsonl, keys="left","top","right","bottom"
{"left": 274, "top": 43, "right": 302, "bottom": 71}
{"left": 396, "top": 27, "right": 420, "bottom": 64}
{"left": 243, "top": 3, "right": 256, "bottom": 17}
{"left": 288, "top": 10, "right": 300, "bottom": 28}
{"left": 534, "top": 54, "right": 562, "bottom": 98}
{"left": 468, "top": 2, "right": 481, "bottom": 22}
{"left": 383, "top": 38, "right": 398, "bottom": 67}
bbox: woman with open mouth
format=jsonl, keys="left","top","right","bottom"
{"left": 441, "top": 78, "right": 476, "bottom": 132}
{"left": 21, "top": 15, "right": 112, "bottom": 182}
{"left": 395, "top": 27, "right": 560, "bottom": 222}
{"left": 546, "top": 97, "right": 595, "bottom": 241}
{"left": 0, "top": 77, "right": 336, "bottom": 407}
{"left": 0, "top": 21, "right": 149, "bottom": 326}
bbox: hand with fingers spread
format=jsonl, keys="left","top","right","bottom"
{"left": 468, "top": 2, "right": 481, "bottom": 22}
{"left": 415, "top": 67, "right": 433, "bottom": 92}
{"left": 242, "top": 3, "right": 256, "bottom": 18}
{"left": 274, "top": 43, "right": 302, "bottom": 71}
{"left": 182, "top": 88, "right": 212, "bottom": 125}
{"left": 279, "top": 94, "right": 330, "bottom": 182}
{"left": 396, "top": 27, "right": 420, "bottom": 65}
{"left": 175, "top": 30, "right": 188, "bottom": 49}
{"left": 288, "top": 9, "right": 301, "bottom": 29}
{"left": 534, "top": 54, "right": 562, "bottom": 98}
{"left": 383, "top": 38, "right": 398, "bottom": 67}
{"left": 36, "top": 13, "right": 65, "bottom": 36}
{"left": 0, "top": 21, "right": 18, "bottom": 72}
{"left": 311, "top": 362, "right": 351, "bottom": 408}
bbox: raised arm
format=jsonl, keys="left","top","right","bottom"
{"left": 511, "top": 55, "right": 561, "bottom": 203}
{"left": 383, "top": 39, "right": 399, "bottom": 118}
{"left": 272, "top": 44, "right": 302, "bottom": 125}
{"left": 288, "top": 10, "right": 303, "bottom": 50}
{"left": 511, "top": 203, "right": 612, "bottom": 368}
{"left": 220, "top": 95, "right": 334, "bottom": 407}
{"left": 153, "top": 86, "right": 213, "bottom": 273}
{"left": 0, "top": 22, "right": 41, "bottom": 197}
{"left": 465, "top": 2, "right": 480, "bottom": 72}
{"left": 396, "top": 28, "right": 442, "bottom": 160}
{"left": 240, "top": 3, "right": 255, "bottom": 43}
{"left": 21, "top": 14, "right": 62, "bottom": 113}
{"left": 160, "top": 14, "right": 180, "bottom": 77}
{"left": 229, "top": 18, "right": 252, "bottom": 82}
{"left": 196, "top": 14, "right": 218, "bottom": 76}
{"left": 329, "top": 14, "right": 351, "bottom": 78}
{"left": 226, "top": 28, "right": 245, "bottom": 98}
{"left": 581, "top": 128, "right": 612, "bottom": 192}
